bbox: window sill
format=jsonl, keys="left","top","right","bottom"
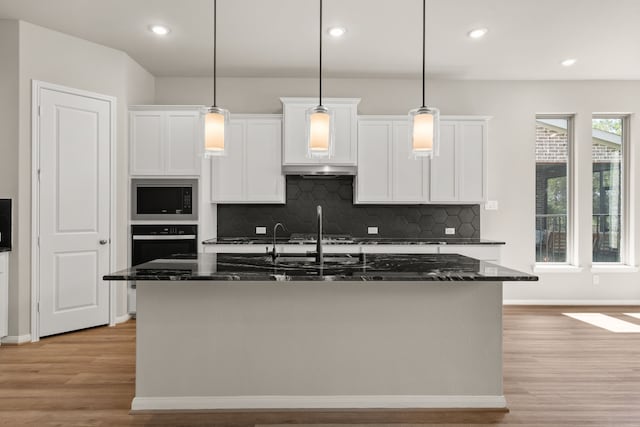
{"left": 533, "top": 264, "right": 583, "bottom": 274}
{"left": 591, "top": 265, "right": 639, "bottom": 273}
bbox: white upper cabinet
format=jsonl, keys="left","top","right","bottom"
{"left": 356, "top": 117, "right": 429, "bottom": 204}
{"left": 129, "top": 106, "right": 203, "bottom": 176}
{"left": 211, "top": 115, "right": 285, "bottom": 204}
{"left": 430, "top": 118, "right": 489, "bottom": 203}
{"left": 281, "top": 97, "right": 360, "bottom": 165}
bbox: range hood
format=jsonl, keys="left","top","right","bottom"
{"left": 282, "top": 165, "right": 357, "bottom": 176}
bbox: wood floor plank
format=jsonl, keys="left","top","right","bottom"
{"left": 1, "top": 306, "right": 639, "bottom": 426}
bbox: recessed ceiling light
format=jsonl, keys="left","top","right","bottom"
{"left": 467, "top": 28, "right": 488, "bottom": 39}
{"left": 561, "top": 58, "right": 577, "bottom": 67}
{"left": 328, "top": 27, "right": 347, "bottom": 38}
{"left": 149, "top": 25, "right": 170, "bottom": 36}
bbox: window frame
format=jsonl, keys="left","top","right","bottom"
{"left": 535, "top": 114, "right": 577, "bottom": 266}
{"left": 591, "top": 114, "right": 630, "bottom": 265}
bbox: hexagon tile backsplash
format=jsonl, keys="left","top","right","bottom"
{"left": 217, "top": 177, "right": 480, "bottom": 238}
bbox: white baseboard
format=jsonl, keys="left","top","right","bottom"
{"left": 131, "top": 395, "right": 507, "bottom": 411}
{"left": 115, "top": 314, "right": 131, "bottom": 324}
{"left": 504, "top": 299, "right": 640, "bottom": 306}
{"left": 1, "top": 334, "right": 32, "bottom": 344}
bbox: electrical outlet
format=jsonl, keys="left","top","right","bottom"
{"left": 485, "top": 200, "right": 498, "bottom": 210}
{"left": 445, "top": 228, "right": 455, "bottom": 235}
{"left": 255, "top": 226, "right": 267, "bottom": 235}
{"left": 593, "top": 275, "right": 600, "bottom": 285}
{"left": 367, "top": 226, "right": 379, "bottom": 235}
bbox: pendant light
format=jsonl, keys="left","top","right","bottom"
{"left": 409, "top": 0, "right": 439, "bottom": 158}
{"left": 306, "top": 0, "right": 334, "bottom": 158}
{"left": 204, "top": 0, "right": 230, "bottom": 156}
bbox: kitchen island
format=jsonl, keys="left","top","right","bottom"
{"left": 104, "top": 253, "right": 536, "bottom": 412}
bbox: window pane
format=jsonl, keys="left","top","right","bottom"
{"left": 592, "top": 118, "right": 623, "bottom": 263}
{"left": 536, "top": 118, "right": 569, "bottom": 263}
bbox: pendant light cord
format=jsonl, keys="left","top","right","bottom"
{"left": 319, "top": 0, "right": 323, "bottom": 107}
{"left": 421, "top": 0, "right": 426, "bottom": 108}
{"left": 213, "top": 0, "right": 217, "bottom": 107}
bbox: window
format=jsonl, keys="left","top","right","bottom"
{"left": 592, "top": 116, "right": 627, "bottom": 263}
{"left": 535, "top": 116, "right": 572, "bottom": 263}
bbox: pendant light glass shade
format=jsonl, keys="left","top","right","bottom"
{"left": 307, "top": 0, "right": 333, "bottom": 159}
{"left": 205, "top": 106, "right": 230, "bottom": 156}
{"left": 204, "top": 0, "right": 229, "bottom": 157}
{"left": 409, "top": 106, "right": 439, "bottom": 158}
{"left": 306, "top": 105, "right": 334, "bottom": 158}
{"left": 410, "top": 0, "right": 439, "bottom": 158}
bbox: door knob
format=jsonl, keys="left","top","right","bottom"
{"left": 99, "top": 239, "right": 109, "bottom": 245}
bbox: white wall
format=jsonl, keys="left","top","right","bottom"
{"left": 157, "top": 77, "right": 640, "bottom": 303}
{"left": 0, "top": 20, "right": 20, "bottom": 336}
{"left": 5, "top": 21, "right": 155, "bottom": 338}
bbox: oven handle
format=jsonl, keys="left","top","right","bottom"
{"left": 132, "top": 235, "right": 197, "bottom": 240}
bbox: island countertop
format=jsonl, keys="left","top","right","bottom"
{"left": 103, "top": 253, "right": 536, "bottom": 282}
{"left": 202, "top": 237, "right": 506, "bottom": 246}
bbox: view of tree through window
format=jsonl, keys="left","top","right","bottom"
{"left": 592, "top": 117, "right": 623, "bottom": 263}
{"left": 535, "top": 117, "right": 570, "bottom": 263}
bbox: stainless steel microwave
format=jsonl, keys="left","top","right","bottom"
{"left": 131, "top": 179, "right": 198, "bottom": 221}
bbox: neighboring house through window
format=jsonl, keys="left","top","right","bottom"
{"left": 535, "top": 116, "right": 572, "bottom": 263}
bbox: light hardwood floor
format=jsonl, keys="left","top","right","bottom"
{"left": 1, "top": 306, "right": 639, "bottom": 426}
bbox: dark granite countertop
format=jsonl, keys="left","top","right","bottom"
{"left": 203, "top": 237, "right": 505, "bottom": 246}
{"left": 0, "top": 247, "right": 10, "bottom": 253}
{"left": 103, "top": 253, "right": 536, "bottom": 282}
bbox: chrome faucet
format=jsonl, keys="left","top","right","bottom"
{"left": 316, "top": 205, "right": 323, "bottom": 263}
{"left": 270, "top": 222, "right": 286, "bottom": 261}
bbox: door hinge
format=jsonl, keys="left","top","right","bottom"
{"left": 37, "top": 236, "right": 40, "bottom": 247}
{"left": 36, "top": 302, "right": 40, "bottom": 313}
{"left": 38, "top": 106, "right": 41, "bottom": 116}
{"left": 37, "top": 169, "right": 41, "bottom": 182}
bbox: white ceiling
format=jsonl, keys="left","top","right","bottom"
{"left": 0, "top": 0, "right": 639, "bottom": 80}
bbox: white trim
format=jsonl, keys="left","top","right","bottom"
{"left": 31, "top": 80, "right": 117, "bottom": 341}
{"left": 115, "top": 314, "right": 131, "bottom": 324}
{"left": 359, "top": 115, "right": 492, "bottom": 122}
{"left": 129, "top": 105, "right": 205, "bottom": 111}
{"left": 591, "top": 265, "right": 639, "bottom": 273}
{"left": 1, "top": 334, "right": 32, "bottom": 345}
{"left": 30, "top": 81, "right": 41, "bottom": 342}
{"left": 280, "top": 97, "right": 361, "bottom": 105}
{"left": 504, "top": 299, "right": 640, "bottom": 306}
{"left": 533, "top": 264, "right": 583, "bottom": 273}
{"left": 131, "top": 395, "right": 507, "bottom": 411}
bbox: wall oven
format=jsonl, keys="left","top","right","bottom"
{"left": 129, "top": 224, "right": 198, "bottom": 314}
{"left": 131, "top": 179, "right": 198, "bottom": 221}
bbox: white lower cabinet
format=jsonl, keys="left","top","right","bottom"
{"left": 211, "top": 115, "right": 285, "bottom": 204}
{"left": 356, "top": 117, "right": 429, "bottom": 204}
{"left": 430, "top": 118, "right": 489, "bottom": 203}
{"left": 0, "top": 253, "right": 8, "bottom": 340}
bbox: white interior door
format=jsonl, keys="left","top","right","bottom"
{"left": 38, "top": 85, "right": 111, "bottom": 337}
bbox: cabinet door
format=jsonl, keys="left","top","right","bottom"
{"left": 430, "top": 121, "right": 458, "bottom": 202}
{"left": 245, "top": 119, "right": 285, "bottom": 203}
{"left": 326, "top": 103, "right": 357, "bottom": 165}
{"left": 356, "top": 121, "right": 392, "bottom": 203}
{"left": 282, "top": 103, "right": 316, "bottom": 165}
{"left": 392, "top": 122, "right": 428, "bottom": 203}
{"left": 458, "top": 122, "right": 486, "bottom": 202}
{"left": 165, "top": 111, "right": 201, "bottom": 175}
{"left": 211, "top": 121, "right": 245, "bottom": 202}
{"left": 282, "top": 99, "right": 358, "bottom": 165}
{"left": 130, "top": 111, "right": 164, "bottom": 175}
